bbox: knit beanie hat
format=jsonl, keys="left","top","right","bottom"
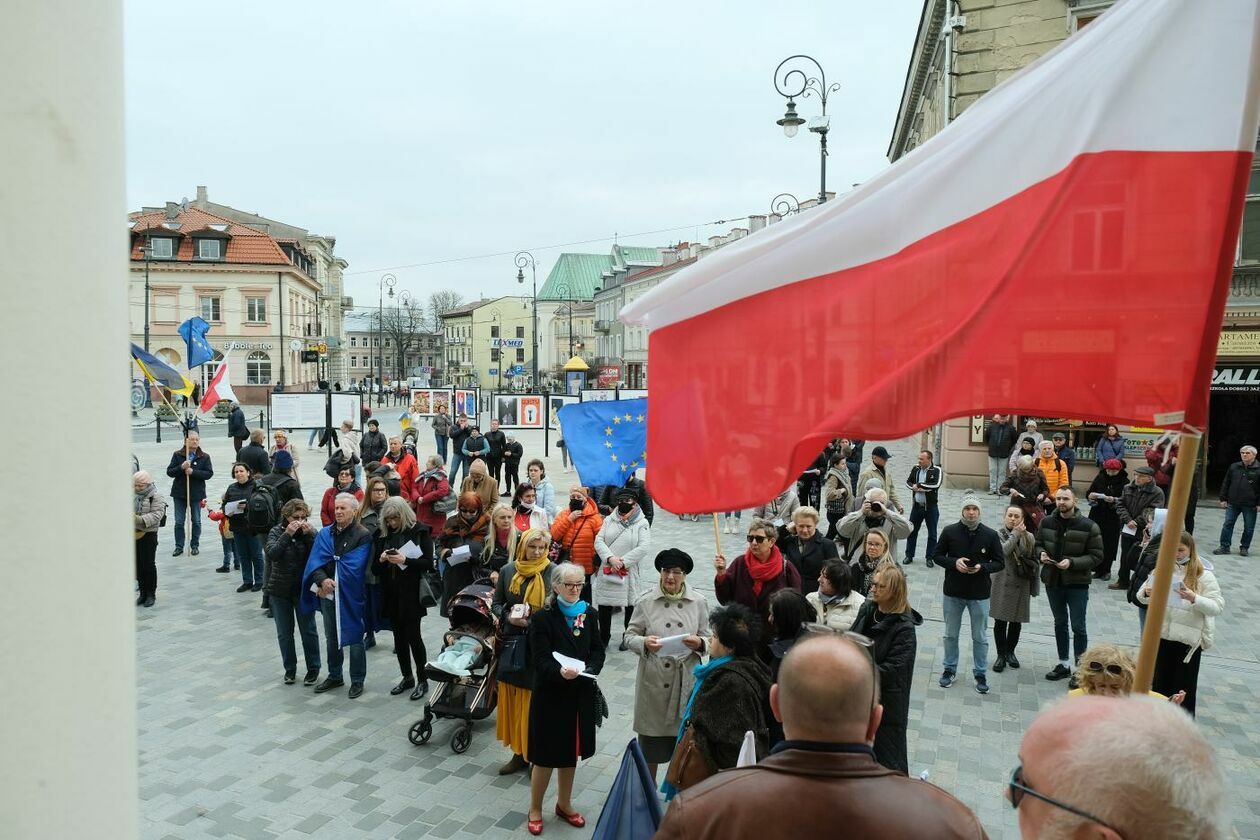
{"left": 273, "top": 450, "right": 294, "bottom": 470}
{"left": 960, "top": 491, "right": 982, "bottom": 517}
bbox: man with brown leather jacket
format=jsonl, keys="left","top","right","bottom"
{"left": 656, "top": 634, "right": 987, "bottom": 840}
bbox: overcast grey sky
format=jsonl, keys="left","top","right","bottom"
{"left": 125, "top": 1, "right": 922, "bottom": 307}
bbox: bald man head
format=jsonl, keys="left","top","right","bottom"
{"left": 770, "top": 634, "right": 882, "bottom": 745}
{"left": 1016, "top": 695, "right": 1225, "bottom": 839}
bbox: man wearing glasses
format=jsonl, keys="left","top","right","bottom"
{"left": 1010, "top": 694, "right": 1225, "bottom": 838}
{"left": 656, "top": 634, "right": 986, "bottom": 839}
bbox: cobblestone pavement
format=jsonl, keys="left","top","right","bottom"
{"left": 134, "top": 418, "right": 1260, "bottom": 839}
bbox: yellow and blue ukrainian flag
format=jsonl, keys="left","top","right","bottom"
{"left": 130, "top": 342, "right": 195, "bottom": 396}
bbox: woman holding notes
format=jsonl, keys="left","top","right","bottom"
{"left": 524, "top": 562, "right": 604, "bottom": 835}
{"left": 624, "top": 549, "right": 710, "bottom": 782}
{"left": 373, "top": 497, "right": 434, "bottom": 701}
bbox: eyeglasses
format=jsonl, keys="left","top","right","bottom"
{"left": 660, "top": 569, "right": 685, "bottom": 577}
{"left": 746, "top": 534, "right": 770, "bottom": 544}
{"left": 458, "top": 509, "right": 479, "bottom": 515}
{"left": 1008, "top": 764, "right": 1122, "bottom": 835}
{"left": 802, "top": 627, "right": 878, "bottom": 711}
{"left": 1084, "top": 660, "right": 1125, "bottom": 677}
{"left": 559, "top": 582, "right": 584, "bottom": 591}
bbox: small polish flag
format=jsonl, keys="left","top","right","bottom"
{"left": 199, "top": 359, "right": 240, "bottom": 414}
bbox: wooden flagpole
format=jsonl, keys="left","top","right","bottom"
{"left": 1133, "top": 429, "right": 1201, "bottom": 694}
{"left": 711, "top": 513, "right": 723, "bottom": 556}
{"left": 137, "top": 363, "right": 196, "bottom": 535}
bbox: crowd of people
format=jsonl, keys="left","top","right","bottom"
{"left": 131, "top": 405, "right": 1248, "bottom": 837}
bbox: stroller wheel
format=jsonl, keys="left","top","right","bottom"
{"left": 450, "top": 726, "right": 472, "bottom": 754}
{"left": 409, "top": 720, "right": 433, "bottom": 746}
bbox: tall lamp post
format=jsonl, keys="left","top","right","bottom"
{"left": 140, "top": 236, "right": 154, "bottom": 408}
{"left": 489, "top": 309, "right": 503, "bottom": 393}
{"left": 515, "top": 251, "right": 538, "bottom": 389}
{"left": 377, "top": 273, "right": 396, "bottom": 405}
{"left": 396, "top": 290, "right": 414, "bottom": 389}
{"left": 771, "top": 192, "right": 801, "bottom": 218}
{"left": 554, "top": 282, "right": 576, "bottom": 358}
{"left": 773, "top": 55, "right": 840, "bottom": 204}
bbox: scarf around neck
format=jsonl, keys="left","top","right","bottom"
{"left": 661, "top": 582, "right": 687, "bottom": 602}
{"left": 509, "top": 555, "right": 551, "bottom": 608}
{"left": 745, "top": 544, "right": 784, "bottom": 596}
{"left": 556, "top": 596, "right": 588, "bottom": 628}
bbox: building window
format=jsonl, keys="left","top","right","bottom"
{"left": 196, "top": 239, "right": 223, "bottom": 260}
{"left": 350, "top": 336, "right": 358, "bottom": 347}
{"left": 153, "top": 293, "right": 178, "bottom": 322}
{"left": 385, "top": 338, "right": 392, "bottom": 348}
{"left": 199, "top": 295, "right": 221, "bottom": 322}
{"left": 491, "top": 325, "right": 500, "bottom": 338}
{"left": 491, "top": 349, "right": 500, "bottom": 362}
{"left": 349, "top": 355, "right": 357, "bottom": 368}
{"left": 515, "top": 326, "right": 525, "bottom": 338}
{"left": 246, "top": 297, "right": 267, "bottom": 323}
{"left": 516, "top": 348, "right": 525, "bottom": 363}
{"left": 246, "top": 351, "right": 271, "bottom": 385}
{"left": 148, "top": 237, "right": 174, "bottom": 259}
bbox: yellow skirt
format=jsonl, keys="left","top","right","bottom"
{"left": 496, "top": 682, "right": 532, "bottom": 757}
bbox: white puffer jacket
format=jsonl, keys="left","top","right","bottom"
{"left": 1137, "top": 568, "right": 1223, "bottom": 661}
{"left": 592, "top": 510, "right": 652, "bottom": 607}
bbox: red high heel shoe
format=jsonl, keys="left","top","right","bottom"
{"left": 526, "top": 813, "right": 544, "bottom": 835}
{"left": 554, "top": 805, "right": 585, "bottom": 828}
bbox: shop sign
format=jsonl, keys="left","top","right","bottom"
{"left": 1217, "top": 330, "right": 1260, "bottom": 357}
{"left": 1212, "top": 364, "right": 1260, "bottom": 391}
{"left": 222, "top": 341, "right": 273, "bottom": 351}
{"left": 596, "top": 365, "right": 621, "bottom": 388}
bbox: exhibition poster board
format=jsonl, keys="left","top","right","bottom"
{"left": 492, "top": 392, "right": 545, "bottom": 429}
{"left": 453, "top": 388, "right": 479, "bottom": 420}
{"left": 580, "top": 389, "right": 616, "bottom": 403}
{"left": 408, "top": 388, "right": 453, "bottom": 417}
{"left": 548, "top": 395, "right": 579, "bottom": 430}
{"left": 269, "top": 391, "right": 364, "bottom": 431}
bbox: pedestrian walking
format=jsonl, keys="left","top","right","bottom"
{"left": 623, "top": 549, "right": 709, "bottom": 782}
{"left": 1035, "top": 488, "right": 1103, "bottom": 686}
{"left": 933, "top": 493, "right": 1004, "bottom": 695}
{"left": 990, "top": 505, "right": 1039, "bottom": 673}
{"left": 983, "top": 414, "right": 1018, "bottom": 493}
{"left": 903, "top": 449, "right": 942, "bottom": 565}
{"left": 1086, "top": 458, "right": 1128, "bottom": 582}
{"left": 1215, "top": 443, "right": 1259, "bottom": 556}
{"left": 848, "top": 564, "right": 920, "bottom": 775}
{"left": 165, "top": 430, "right": 212, "bottom": 557}
{"left": 524, "top": 562, "right": 604, "bottom": 836}
{"left": 133, "top": 471, "right": 167, "bottom": 608}
{"left": 1136, "top": 532, "right": 1223, "bottom": 716}
{"left": 264, "top": 500, "right": 321, "bottom": 686}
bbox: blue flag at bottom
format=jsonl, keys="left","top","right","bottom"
{"left": 591, "top": 740, "right": 662, "bottom": 840}
{"left": 557, "top": 398, "right": 647, "bottom": 487}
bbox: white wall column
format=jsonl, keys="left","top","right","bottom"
{"left": 0, "top": 2, "right": 136, "bottom": 836}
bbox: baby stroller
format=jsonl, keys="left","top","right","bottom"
{"left": 408, "top": 583, "right": 499, "bottom": 754}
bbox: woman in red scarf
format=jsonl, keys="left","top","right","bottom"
{"left": 437, "top": 492, "right": 492, "bottom": 615}
{"left": 714, "top": 517, "right": 802, "bottom": 660}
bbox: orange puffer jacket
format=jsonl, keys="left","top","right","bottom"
{"left": 550, "top": 498, "right": 604, "bottom": 575}
{"left": 1036, "top": 456, "right": 1070, "bottom": 495}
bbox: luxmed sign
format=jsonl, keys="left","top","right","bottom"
{"left": 1212, "top": 365, "right": 1260, "bottom": 391}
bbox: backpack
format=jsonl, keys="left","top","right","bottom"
{"left": 246, "top": 483, "right": 280, "bottom": 531}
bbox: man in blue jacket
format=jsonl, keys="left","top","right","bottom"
{"left": 933, "top": 492, "right": 1005, "bottom": 695}
{"left": 165, "top": 430, "right": 213, "bottom": 557}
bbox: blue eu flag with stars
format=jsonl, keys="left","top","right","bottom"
{"left": 178, "top": 316, "right": 214, "bottom": 368}
{"left": 557, "top": 398, "right": 647, "bottom": 487}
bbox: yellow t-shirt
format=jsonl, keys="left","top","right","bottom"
{"left": 1067, "top": 688, "right": 1166, "bottom": 699}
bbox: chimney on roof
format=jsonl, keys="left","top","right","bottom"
{"left": 661, "top": 248, "right": 678, "bottom": 266}
{"left": 195, "top": 186, "right": 208, "bottom": 208}
{"left": 748, "top": 215, "right": 767, "bottom": 233}
{"left": 165, "top": 202, "right": 180, "bottom": 220}
{"left": 729, "top": 227, "right": 748, "bottom": 241}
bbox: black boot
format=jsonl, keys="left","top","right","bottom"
{"left": 993, "top": 653, "right": 1008, "bottom": 673}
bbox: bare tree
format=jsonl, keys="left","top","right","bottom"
{"left": 426, "top": 289, "right": 465, "bottom": 332}
{"left": 369, "top": 296, "right": 428, "bottom": 383}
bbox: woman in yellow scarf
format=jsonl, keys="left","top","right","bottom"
{"left": 492, "top": 527, "right": 554, "bottom": 775}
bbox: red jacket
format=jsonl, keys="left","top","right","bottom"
{"left": 1145, "top": 444, "right": 1177, "bottom": 489}
{"left": 414, "top": 469, "right": 451, "bottom": 534}
{"left": 385, "top": 451, "right": 420, "bottom": 501}
{"left": 321, "top": 484, "right": 364, "bottom": 526}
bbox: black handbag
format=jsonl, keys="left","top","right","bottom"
{"left": 418, "top": 570, "right": 440, "bottom": 610}
{"left": 498, "top": 633, "right": 529, "bottom": 677}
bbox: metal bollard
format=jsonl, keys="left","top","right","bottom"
{"left": 155, "top": 413, "right": 162, "bottom": 444}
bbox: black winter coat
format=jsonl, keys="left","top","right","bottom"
{"left": 222, "top": 479, "right": 257, "bottom": 534}
{"left": 1034, "top": 509, "right": 1104, "bottom": 588}
{"left": 228, "top": 406, "right": 248, "bottom": 440}
{"left": 238, "top": 442, "right": 272, "bottom": 476}
{"left": 503, "top": 441, "right": 524, "bottom": 466}
{"left": 450, "top": 422, "right": 472, "bottom": 453}
{"left": 597, "top": 477, "right": 655, "bottom": 525}
{"left": 689, "top": 656, "right": 773, "bottom": 773}
{"left": 372, "top": 523, "right": 434, "bottom": 623}
{"left": 360, "top": 430, "right": 389, "bottom": 465}
{"left": 932, "top": 522, "right": 1005, "bottom": 600}
{"left": 849, "top": 601, "right": 920, "bottom": 729}
{"left": 258, "top": 471, "right": 303, "bottom": 509}
{"left": 984, "top": 422, "right": 1018, "bottom": 458}
{"left": 1115, "top": 482, "right": 1165, "bottom": 528}
{"left": 485, "top": 429, "right": 507, "bottom": 459}
{"left": 527, "top": 604, "right": 605, "bottom": 768}
{"left": 264, "top": 524, "right": 316, "bottom": 599}
{"left": 493, "top": 562, "right": 555, "bottom": 690}
{"left": 1127, "top": 535, "right": 1162, "bottom": 607}
{"left": 1220, "top": 461, "right": 1260, "bottom": 507}
{"left": 779, "top": 532, "right": 840, "bottom": 595}
{"left": 165, "top": 447, "right": 213, "bottom": 502}
{"left": 1085, "top": 469, "right": 1128, "bottom": 526}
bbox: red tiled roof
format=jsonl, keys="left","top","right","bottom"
{"left": 624, "top": 255, "right": 697, "bottom": 284}
{"left": 129, "top": 207, "right": 292, "bottom": 266}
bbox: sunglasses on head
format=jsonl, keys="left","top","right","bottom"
{"left": 746, "top": 534, "right": 770, "bottom": 544}
{"left": 1085, "top": 660, "right": 1125, "bottom": 677}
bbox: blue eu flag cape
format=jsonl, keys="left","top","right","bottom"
{"left": 591, "top": 739, "right": 662, "bottom": 839}
{"left": 557, "top": 398, "right": 647, "bottom": 487}
{"left": 177, "top": 316, "right": 214, "bottom": 368}
{"left": 300, "top": 525, "right": 371, "bottom": 648}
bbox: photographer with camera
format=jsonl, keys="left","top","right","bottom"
{"left": 836, "top": 488, "right": 912, "bottom": 566}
